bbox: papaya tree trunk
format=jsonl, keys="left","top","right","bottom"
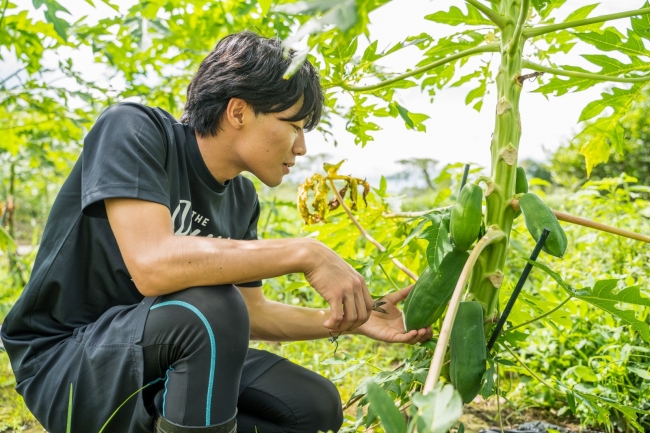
{"left": 470, "top": 0, "right": 527, "bottom": 320}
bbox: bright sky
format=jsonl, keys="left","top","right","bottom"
{"left": 13, "top": 0, "right": 647, "bottom": 186}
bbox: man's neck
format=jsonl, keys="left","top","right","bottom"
{"left": 195, "top": 130, "right": 243, "bottom": 184}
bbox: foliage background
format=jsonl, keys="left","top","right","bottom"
{"left": 2, "top": 0, "right": 650, "bottom": 432}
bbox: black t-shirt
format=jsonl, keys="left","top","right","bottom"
{"left": 1, "top": 102, "right": 262, "bottom": 377}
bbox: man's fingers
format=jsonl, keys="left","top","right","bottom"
{"left": 336, "top": 292, "right": 356, "bottom": 332}
{"left": 324, "top": 297, "right": 344, "bottom": 330}
{"left": 394, "top": 329, "right": 420, "bottom": 344}
{"left": 361, "top": 278, "right": 374, "bottom": 313}
{"left": 350, "top": 288, "right": 367, "bottom": 331}
{"left": 385, "top": 284, "right": 415, "bottom": 304}
{"left": 420, "top": 327, "right": 433, "bottom": 342}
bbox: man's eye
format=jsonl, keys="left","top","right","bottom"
{"left": 293, "top": 125, "right": 302, "bottom": 132}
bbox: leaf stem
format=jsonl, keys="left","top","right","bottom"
{"left": 423, "top": 227, "right": 507, "bottom": 394}
{"left": 0, "top": 67, "right": 28, "bottom": 86}
{"left": 511, "top": 199, "right": 650, "bottom": 243}
{"left": 465, "top": 0, "right": 506, "bottom": 29}
{"left": 509, "top": 0, "right": 530, "bottom": 55}
{"left": 503, "top": 344, "right": 564, "bottom": 394}
{"left": 523, "top": 60, "right": 650, "bottom": 84}
{"left": 496, "top": 364, "right": 504, "bottom": 433}
{"left": 508, "top": 296, "right": 572, "bottom": 332}
{"left": 328, "top": 179, "right": 418, "bottom": 281}
{"left": 382, "top": 206, "right": 452, "bottom": 219}
{"left": 524, "top": 7, "right": 650, "bottom": 39}
{"left": 338, "top": 44, "right": 500, "bottom": 92}
{"left": 378, "top": 263, "right": 400, "bottom": 291}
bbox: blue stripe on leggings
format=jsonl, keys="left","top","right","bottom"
{"left": 162, "top": 366, "right": 174, "bottom": 418}
{"left": 150, "top": 301, "right": 216, "bottom": 426}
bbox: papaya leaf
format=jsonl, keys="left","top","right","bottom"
{"left": 577, "top": 82, "right": 650, "bottom": 175}
{"left": 258, "top": 0, "right": 272, "bottom": 16}
{"left": 479, "top": 360, "right": 495, "bottom": 399}
{"left": 418, "top": 31, "right": 485, "bottom": 66}
{"left": 575, "top": 29, "right": 650, "bottom": 58}
{"left": 535, "top": 56, "right": 650, "bottom": 97}
{"left": 389, "top": 102, "right": 429, "bottom": 132}
{"left": 464, "top": 62, "right": 491, "bottom": 112}
{"left": 565, "top": 4, "right": 600, "bottom": 23}
{"left": 531, "top": 0, "right": 566, "bottom": 19}
{"left": 424, "top": 5, "right": 493, "bottom": 27}
{"left": 632, "top": 1, "right": 650, "bottom": 41}
{"left": 419, "top": 215, "right": 452, "bottom": 271}
{"left": 366, "top": 382, "right": 407, "bottom": 433}
{"left": 411, "top": 385, "right": 463, "bottom": 433}
{"left": 274, "top": 0, "right": 358, "bottom": 78}
{"left": 526, "top": 261, "right": 650, "bottom": 342}
{"left": 402, "top": 217, "right": 431, "bottom": 248}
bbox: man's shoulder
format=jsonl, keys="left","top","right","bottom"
{"left": 99, "top": 102, "right": 178, "bottom": 127}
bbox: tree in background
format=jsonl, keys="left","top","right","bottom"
{"left": 551, "top": 89, "right": 650, "bottom": 189}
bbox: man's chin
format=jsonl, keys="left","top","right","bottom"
{"left": 259, "top": 175, "right": 283, "bottom": 188}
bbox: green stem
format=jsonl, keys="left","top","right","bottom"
{"left": 98, "top": 380, "right": 160, "bottom": 433}
{"left": 523, "top": 60, "right": 650, "bottom": 83}
{"left": 338, "top": 44, "right": 500, "bottom": 92}
{"left": 0, "top": 0, "right": 9, "bottom": 30}
{"left": 524, "top": 7, "right": 650, "bottom": 39}
{"left": 465, "top": 0, "right": 506, "bottom": 28}
{"left": 508, "top": 0, "right": 530, "bottom": 54}
{"left": 508, "top": 296, "right": 572, "bottom": 332}
{"left": 66, "top": 384, "right": 73, "bottom": 433}
{"left": 504, "top": 344, "right": 564, "bottom": 394}
{"left": 496, "top": 364, "right": 504, "bottom": 433}
{"left": 471, "top": 0, "right": 524, "bottom": 321}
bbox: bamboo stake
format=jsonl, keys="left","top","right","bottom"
{"left": 510, "top": 199, "right": 650, "bottom": 244}
{"left": 423, "top": 227, "right": 506, "bottom": 394}
{"left": 329, "top": 179, "right": 418, "bottom": 281}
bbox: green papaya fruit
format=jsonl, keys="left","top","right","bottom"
{"left": 515, "top": 166, "right": 528, "bottom": 194}
{"left": 450, "top": 301, "right": 487, "bottom": 404}
{"left": 450, "top": 184, "right": 483, "bottom": 251}
{"left": 518, "top": 193, "right": 568, "bottom": 258}
{"left": 403, "top": 248, "right": 469, "bottom": 331}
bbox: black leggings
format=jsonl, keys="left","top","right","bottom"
{"left": 139, "top": 285, "right": 343, "bottom": 432}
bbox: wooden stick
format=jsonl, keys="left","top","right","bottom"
{"left": 511, "top": 199, "right": 650, "bottom": 244}
{"left": 423, "top": 227, "right": 507, "bottom": 394}
{"left": 329, "top": 180, "right": 418, "bottom": 281}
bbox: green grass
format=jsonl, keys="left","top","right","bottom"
{"left": 0, "top": 351, "right": 41, "bottom": 432}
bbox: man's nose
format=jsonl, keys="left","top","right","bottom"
{"left": 293, "top": 131, "right": 307, "bottom": 156}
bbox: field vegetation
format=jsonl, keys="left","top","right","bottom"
{"left": 2, "top": 0, "right": 650, "bottom": 432}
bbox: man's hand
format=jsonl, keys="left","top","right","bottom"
{"left": 353, "top": 285, "right": 432, "bottom": 344}
{"left": 302, "top": 239, "right": 373, "bottom": 334}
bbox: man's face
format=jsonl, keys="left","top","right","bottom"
{"left": 238, "top": 100, "right": 307, "bottom": 187}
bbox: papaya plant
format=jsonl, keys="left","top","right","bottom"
{"left": 280, "top": 0, "right": 650, "bottom": 430}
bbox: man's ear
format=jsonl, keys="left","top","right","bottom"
{"left": 224, "top": 97, "right": 249, "bottom": 130}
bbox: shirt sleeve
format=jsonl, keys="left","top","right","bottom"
{"left": 81, "top": 103, "right": 171, "bottom": 218}
{"left": 237, "top": 195, "right": 263, "bottom": 288}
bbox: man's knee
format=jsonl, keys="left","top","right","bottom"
{"left": 146, "top": 284, "right": 250, "bottom": 351}
{"left": 310, "top": 378, "right": 343, "bottom": 432}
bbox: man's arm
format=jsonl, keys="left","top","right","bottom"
{"left": 105, "top": 197, "right": 374, "bottom": 332}
{"left": 238, "top": 286, "right": 433, "bottom": 344}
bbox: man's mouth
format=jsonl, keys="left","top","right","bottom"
{"left": 283, "top": 163, "right": 294, "bottom": 174}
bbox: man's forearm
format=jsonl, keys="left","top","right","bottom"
{"left": 248, "top": 298, "right": 349, "bottom": 341}
{"left": 137, "top": 236, "right": 315, "bottom": 296}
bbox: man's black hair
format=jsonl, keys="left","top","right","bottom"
{"left": 181, "top": 31, "right": 324, "bottom": 137}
